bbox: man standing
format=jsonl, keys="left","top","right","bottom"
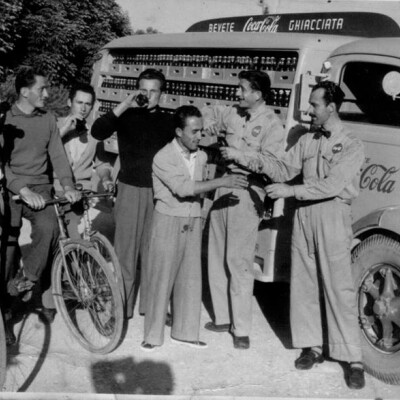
{"left": 92, "top": 69, "right": 174, "bottom": 319}
{"left": 247, "top": 81, "right": 365, "bottom": 389}
{"left": 56, "top": 83, "right": 113, "bottom": 238}
{"left": 142, "top": 106, "right": 248, "bottom": 351}
{"left": 2, "top": 66, "right": 80, "bottom": 315}
{"left": 202, "top": 70, "right": 285, "bottom": 349}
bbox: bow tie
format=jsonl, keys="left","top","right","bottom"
{"left": 314, "top": 126, "right": 331, "bottom": 139}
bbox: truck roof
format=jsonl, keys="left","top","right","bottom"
{"left": 186, "top": 12, "right": 400, "bottom": 38}
{"left": 330, "top": 37, "right": 400, "bottom": 59}
{"left": 103, "top": 31, "right": 357, "bottom": 51}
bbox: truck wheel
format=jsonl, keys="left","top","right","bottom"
{"left": 351, "top": 234, "right": 400, "bottom": 385}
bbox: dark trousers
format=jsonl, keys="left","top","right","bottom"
{"left": 2, "top": 184, "right": 59, "bottom": 283}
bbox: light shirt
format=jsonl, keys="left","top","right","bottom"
{"left": 173, "top": 138, "right": 197, "bottom": 179}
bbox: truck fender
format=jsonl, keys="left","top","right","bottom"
{"left": 352, "top": 205, "right": 400, "bottom": 240}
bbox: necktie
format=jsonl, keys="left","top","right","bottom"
{"left": 314, "top": 126, "right": 331, "bottom": 139}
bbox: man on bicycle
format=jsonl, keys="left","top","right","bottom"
{"left": 1, "top": 66, "right": 81, "bottom": 330}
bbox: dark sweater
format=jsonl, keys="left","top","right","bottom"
{"left": 2, "top": 104, "right": 74, "bottom": 194}
{"left": 92, "top": 107, "right": 174, "bottom": 187}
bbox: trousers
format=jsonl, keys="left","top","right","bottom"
{"left": 114, "top": 182, "right": 153, "bottom": 318}
{"left": 144, "top": 211, "right": 202, "bottom": 345}
{"left": 290, "top": 199, "right": 362, "bottom": 362}
{"left": 207, "top": 186, "right": 260, "bottom": 337}
{"left": 3, "top": 183, "right": 59, "bottom": 283}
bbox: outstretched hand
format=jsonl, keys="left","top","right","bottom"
{"left": 223, "top": 174, "right": 248, "bottom": 189}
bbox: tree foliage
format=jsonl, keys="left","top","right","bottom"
{"left": 0, "top": 0, "right": 133, "bottom": 86}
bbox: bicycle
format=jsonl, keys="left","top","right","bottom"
{"left": 13, "top": 191, "right": 124, "bottom": 355}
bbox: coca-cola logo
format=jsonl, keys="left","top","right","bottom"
{"left": 360, "top": 164, "right": 398, "bottom": 193}
{"left": 243, "top": 16, "right": 280, "bottom": 33}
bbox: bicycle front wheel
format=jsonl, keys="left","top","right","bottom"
{"left": 89, "top": 232, "right": 124, "bottom": 301}
{"left": 0, "top": 311, "right": 6, "bottom": 389}
{"left": 52, "top": 241, "right": 123, "bottom": 354}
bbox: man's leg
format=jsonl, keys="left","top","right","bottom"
{"left": 314, "top": 201, "right": 362, "bottom": 363}
{"left": 226, "top": 189, "right": 259, "bottom": 339}
{"left": 171, "top": 218, "right": 202, "bottom": 342}
{"left": 114, "top": 183, "right": 148, "bottom": 319}
{"left": 20, "top": 185, "right": 59, "bottom": 282}
{"left": 138, "top": 187, "right": 154, "bottom": 315}
{"left": 207, "top": 188, "right": 230, "bottom": 326}
{"left": 290, "top": 207, "right": 323, "bottom": 349}
{"left": 143, "top": 212, "right": 181, "bottom": 346}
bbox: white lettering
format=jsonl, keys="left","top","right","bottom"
{"left": 243, "top": 16, "right": 280, "bottom": 33}
{"left": 208, "top": 22, "right": 235, "bottom": 32}
{"left": 288, "top": 18, "right": 345, "bottom": 32}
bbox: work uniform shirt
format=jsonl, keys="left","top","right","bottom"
{"left": 202, "top": 103, "right": 285, "bottom": 173}
{"left": 260, "top": 123, "right": 365, "bottom": 202}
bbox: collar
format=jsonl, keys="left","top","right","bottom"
{"left": 11, "top": 103, "right": 46, "bottom": 117}
{"left": 247, "top": 102, "right": 272, "bottom": 122}
{"left": 172, "top": 138, "right": 197, "bottom": 160}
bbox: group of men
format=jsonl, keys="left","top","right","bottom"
{"left": 0, "top": 64, "right": 366, "bottom": 390}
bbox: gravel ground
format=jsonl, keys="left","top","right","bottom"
{"left": 4, "top": 207, "right": 400, "bottom": 398}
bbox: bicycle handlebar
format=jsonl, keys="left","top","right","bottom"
{"left": 12, "top": 191, "right": 114, "bottom": 206}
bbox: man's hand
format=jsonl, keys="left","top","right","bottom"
{"left": 222, "top": 174, "right": 248, "bottom": 189}
{"left": 220, "top": 146, "right": 241, "bottom": 162}
{"left": 59, "top": 115, "right": 82, "bottom": 137}
{"left": 204, "top": 123, "right": 220, "bottom": 137}
{"left": 19, "top": 187, "right": 46, "bottom": 210}
{"left": 63, "top": 186, "right": 82, "bottom": 204}
{"left": 102, "top": 179, "right": 115, "bottom": 193}
{"left": 265, "top": 183, "right": 294, "bottom": 199}
{"left": 247, "top": 158, "right": 264, "bottom": 173}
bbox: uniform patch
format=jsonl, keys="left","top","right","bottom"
{"left": 332, "top": 143, "right": 343, "bottom": 154}
{"left": 252, "top": 126, "right": 262, "bottom": 137}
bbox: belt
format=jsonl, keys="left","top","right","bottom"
{"left": 296, "top": 197, "right": 352, "bottom": 207}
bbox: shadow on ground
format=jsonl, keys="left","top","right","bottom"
{"left": 91, "top": 357, "right": 174, "bottom": 394}
{"left": 254, "top": 281, "right": 292, "bottom": 349}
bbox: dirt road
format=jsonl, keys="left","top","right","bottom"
{"left": 3, "top": 209, "right": 400, "bottom": 398}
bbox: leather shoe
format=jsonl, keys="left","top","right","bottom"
{"left": 347, "top": 365, "right": 365, "bottom": 389}
{"left": 233, "top": 335, "right": 250, "bottom": 349}
{"left": 38, "top": 307, "right": 57, "bottom": 324}
{"left": 141, "top": 341, "right": 159, "bottom": 352}
{"left": 295, "top": 348, "right": 324, "bottom": 370}
{"left": 204, "top": 321, "right": 230, "bottom": 332}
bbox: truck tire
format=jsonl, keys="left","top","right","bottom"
{"left": 351, "top": 234, "right": 400, "bottom": 385}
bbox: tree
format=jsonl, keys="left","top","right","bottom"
{"left": 1, "top": 0, "right": 133, "bottom": 86}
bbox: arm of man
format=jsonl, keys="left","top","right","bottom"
{"left": 91, "top": 91, "right": 142, "bottom": 141}
{"left": 292, "top": 137, "right": 365, "bottom": 201}
{"left": 153, "top": 150, "right": 247, "bottom": 198}
{"left": 48, "top": 118, "right": 81, "bottom": 203}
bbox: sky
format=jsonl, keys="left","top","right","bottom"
{"left": 116, "top": 0, "right": 263, "bottom": 33}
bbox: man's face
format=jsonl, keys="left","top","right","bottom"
{"left": 138, "top": 78, "right": 162, "bottom": 110}
{"left": 25, "top": 75, "right": 49, "bottom": 109}
{"left": 236, "top": 78, "right": 259, "bottom": 109}
{"left": 307, "top": 88, "right": 332, "bottom": 126}
{"left": 68, "top": 90, "right": 94, "bottom": 120}
{"left": 177, "top": 116, "right": 203, "bottom": 152}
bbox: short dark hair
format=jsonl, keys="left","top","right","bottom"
{"left": 238, "top": 70, "right": 271, "bottom": 101}
{"left": 173, "top": 105, "right": 202, "bottom": 130}
{"left": 137, "top": 68, "right": 166, "bottom": 91}
{"left": 312, "top": 80, "right": 345, "bottom": 110}
{"left": 15, "top": 66, "right": 47, "bottom": 95}
{"left": 69, "top": 83, "right": 96, "bottom": 104}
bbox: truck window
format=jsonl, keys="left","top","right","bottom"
{"left": 339, "top": 61, "right": 400, "bottom": 127}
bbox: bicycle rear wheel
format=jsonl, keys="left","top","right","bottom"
{"left": 52, "top": 241, "right": 123, "bottom": 354}
{"left": 89, "top": 232, "right": 124, "bottom": 301}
